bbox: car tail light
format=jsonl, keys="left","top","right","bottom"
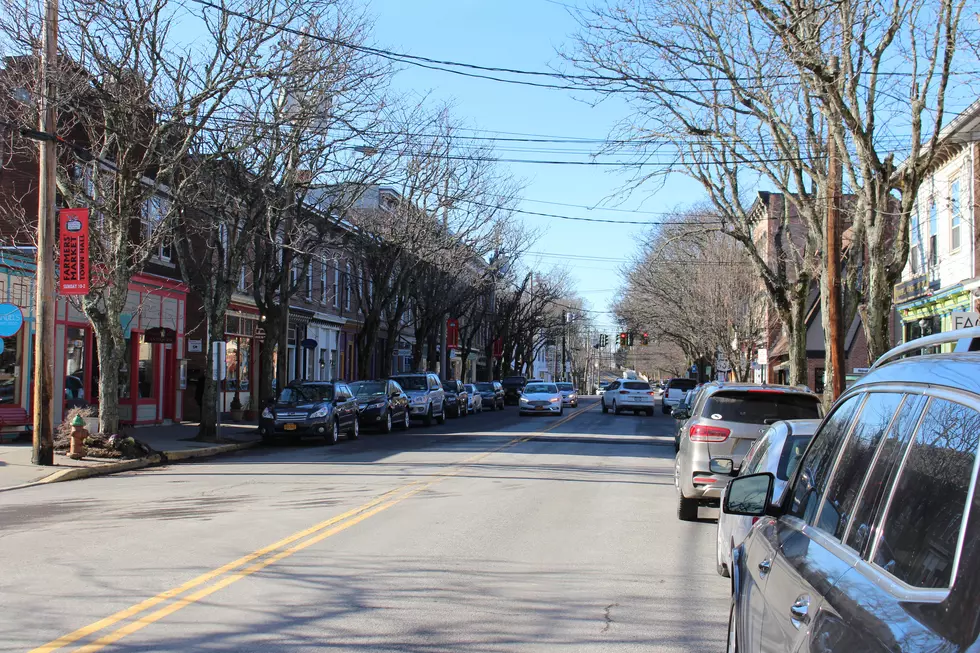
{"left": 648, "top": 391, "right": 656, "bottom": 396}
{"left": 693, "top": 476, "right": 717, "bottom": 485}
{"left": 751, "top": 516, "right": 761, "bottom": 526}
{"left": 690, "top": 424, "right": 731, "bottom": 442}
{"left": 619, "top": 390, "right": 629, "bottom": 394}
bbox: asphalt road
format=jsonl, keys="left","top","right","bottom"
{"left": 0, "top": 397, "right": 728, "bottom": 652}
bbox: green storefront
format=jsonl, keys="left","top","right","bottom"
{"left": 895, "top": 275, "right": 972, "bottom": 352}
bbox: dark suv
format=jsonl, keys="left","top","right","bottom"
{"left": 441, "top": 379, "right": 469, "bottom": 417}
{"left": 723, "top": 327, "right": 980, "bottom": 652}
{"left": 259, "top": 381, "right": 360, "bottom": 445}
{"left": 501, "top": 376, "right": 527, "bottom": 405}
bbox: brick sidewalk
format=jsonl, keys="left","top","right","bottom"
{"left": 0, "top": 422, "right": 260, "bottom": 491}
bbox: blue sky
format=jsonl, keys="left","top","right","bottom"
{"left": 367, "top": 0, "right": 705, "bottom": 334}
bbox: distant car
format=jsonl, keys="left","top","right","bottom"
{"left": 556, "top": 382, "right": 578, "bottom": 408}
{"left": 519, "top": 382, "right": 563, "bottom": 416}
{"left": 259, "top": 381, "right": 360, "bottom": 444}
{"left": 597, "top": 380, "right": 610, "bottom": 396}
{"left": 390, "top": 373, "right": 446, "bottom": 427}
{"left": 715, "top": 419, "right": 818, "bottom": 578}
{"left": 349, "top": 379, "right": 412, "bottom": 433}
{"left": 501, "top": 375, "right": 527, "bottom": 405}
{"left": 473, "top": 381, "right": 504, "bottom": 410}
{"left": 600, "top": 379, "right": 655, "bottom": 415}
{"left": 463, "top": 384, "right": 483, "bottom": 413}
{"left": 724, "top": 327, "right": 980, "bottom": 653}
{"left": 675, "top": 382, "right": 822, "bottom": 521}
{"left": 662, "top": 377, "right": 697, "bottom": 413}
{"left": 441, "top": 379, "right": 469, "bottom": 417}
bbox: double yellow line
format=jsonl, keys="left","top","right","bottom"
{"left": 31, "top": 401, "right": 594, "bottom": 652}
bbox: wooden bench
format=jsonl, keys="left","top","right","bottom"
{"left": 0, "top": 406, "right": 30, "bottom": 442}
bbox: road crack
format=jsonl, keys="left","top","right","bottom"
{"left": 601, "top": 602, "right": 619, "bottom": 633}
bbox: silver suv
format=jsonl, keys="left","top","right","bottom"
{"left": 674, "top": 382, "right": 822, "bottom": 521}
{"left": 389, "top": 373, "right": 446, "bottom": 427}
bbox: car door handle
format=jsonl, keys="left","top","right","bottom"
{"left": 790, "top": 595, "right": 810, "bottom": 627}
{"left": 758, "top": 558, "right": 772, "bottom": 576}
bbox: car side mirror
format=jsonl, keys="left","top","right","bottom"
{"left": 723, "top": 473, "right": 775, "bottom": 517}
{"left": 672, "top": 409, "right": 689, "bottom": 420}
{"left": 709, "top": 458, "right": 734, "bottom": 475}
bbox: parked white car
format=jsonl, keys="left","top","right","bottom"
{"left": 715, "top": 418, "right": 819, "bottom": 577}
{"left": 518, "top": 382, "right": 564, "bottom": 416}
{"left": 661, "top": 377, "right": 697, "bottom": 413}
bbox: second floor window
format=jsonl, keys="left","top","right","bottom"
{"left": 928, "top": 200, "right": 938, "bottom": 267}
{"left": 910, "top": 210, "right": 920, "bottom": 274}
{"left": 320, "top": 258, "right": 328, "bottom": 303}
{"left": 950, "top": 179, "right": 962, "bottom": 252}
{"left": 333, "top": 260, "right": 340, "bottom": 308}
{"left": 141, "top": 195, "right": 171, "bottom": 261}
{"left": 345, "top": 263, "right": 352, "bottom": 310}
{"left": 306, "top": 260, "right": 313, "bottom": 300}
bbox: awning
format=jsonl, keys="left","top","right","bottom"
{"left": 769, "top": 333, "right": 789, "bottom": 359}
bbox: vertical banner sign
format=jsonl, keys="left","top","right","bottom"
{"left": 59, "top": 208, "right": 90, "bottom": 295}
{"left": 446, "top": 318, "right": 459, "bottom": 350}
{"left": 492, "top": 338, "right": 503, "bottom": 358}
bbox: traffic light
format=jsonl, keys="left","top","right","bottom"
{"left": 619, "top": 332, "right": 627, "bottom": 347}
{"left": 641, "top": 332, "right": 649, "bottom": 346}
{"left": 598, "top": 333, "right": 608, "bottom": 347}
{"left": 627, "top": 332, "right": 634, "bottom": 347}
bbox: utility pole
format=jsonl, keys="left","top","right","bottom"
{"left": 826, "top": 57, "right": 846, "bottom": 401}
{"left": 439, "top": 171, "right": 449, "bottom": 378}
{"left": 32, "top": 0, "right": 58, "bottom": 465}
{"left": 561, "top": 312, "right": 567, "bottom": 382}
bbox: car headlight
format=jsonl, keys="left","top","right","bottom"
{"left": 412, "top": 396, "right": 426, "bottom": 404}
{"left": 520, "top": 396, "right": 529, "bottom": 403}
{"left": 261, "top": 407, "right": 274, "bottom": 419}
{"left": 309, "top": 406, "right": 331, "bottom": 419}
{"left": 549, "top": 397, "right": 559, "bottom": 403}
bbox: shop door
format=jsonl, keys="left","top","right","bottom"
{"left": 163, "top": 345, "right": 177, "bottom": 421}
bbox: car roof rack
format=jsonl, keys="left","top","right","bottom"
{"left": 870, "top": 326, "right": 980, "bottom": 371}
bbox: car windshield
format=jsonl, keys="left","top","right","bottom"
{"left": 464, "top": 385, "right": 477, "bottom": 393}
{"left": 777, "top": 433, "right": 814, "bottom": 481}
{"left": 475, "top": 383, "right": 493, "bottom": 391}
{"left": 279, "top": 384, "right": 332, "bottom": 403}
{"left": 702, "top": 391, "right": 821, "bottom": 424}
{"left": 350, "top": 381, "right": 385, "bottom": 397}
{"left": 669, "top": 379, "right": 697, "bottom": 391}
{"left": 391, "top": 376, "right": 426, "bottom": 391}
{"left": 599, "top": 381, "right": 609, "bottom": 387}
{"left": 525, "top": 383, "right": 557, "bottom": 394}
{"left": 502, "top": 377, "right": 526, "bottom": 387}
{"left": 623, "top": 382, "right": 650, "bottom": 391}
{"left": 556, "top": 383, "right": 573, "bottom": 391}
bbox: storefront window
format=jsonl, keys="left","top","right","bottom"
{"left": 0, "top": 335, "right": 17, "bottom": 404}
{"left": 119, "top": 339, "right": 131, "bottom": 399}
{"left": 65, "top": 327, "right": 86, "bottom": 406}
{"left": 137, "top": 337, "right": 154, "bottom": 399}
{"left": 225, "top": 337, "right": 250, "bottom": 391}
{"left": 904, "top": 316, "right": 942, "bottom": 354}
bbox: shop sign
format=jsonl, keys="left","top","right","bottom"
{"left": 143, "top": 327, "right": 176, "bottom": 344}
{"left": 0, "top": 304, "right": 24, "bottom": 337}
{"left": 952, "top": 311, "right": 980, "bottom": 330}
{"left": 446, "top": 318, "right": 459, "bottom": 349}
{"left": 894, "top": 274, "right": 937, "bottom": 304}
{"left": 395, "top": 348, "right": 411, "bottom": 357}
{"left": 59, "top": 208, "right": 90, "bottom": 295}
{"left": 187, "top": 339, "right": 203, "bottom": 353}
{"left": 301, "top": 338, "right": 318, "bottom": 349}
{"left": 254, "top": 326, "right": 266, "bottom": 340}
{"left": 492, "top": 337, "right": 503, "bottom": 358}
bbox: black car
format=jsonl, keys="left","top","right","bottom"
{"left": 441, "top": 379, "right": 469, "bottom": 417}
{"left": 723, "top": 327, "right": 980, "bottom": 652}
{"left": 349, "top": 379, "right": 411, "bottom": 433}
{"left": 473, "top": 381, "right": 504, "bottom": 410}
{"left": 501, "top": 376, "right": 527, "bottom": 405}
{"left": 259, "top": 381, "right": 359, "bottom": 445}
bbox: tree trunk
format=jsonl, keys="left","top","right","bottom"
{"left": 787, "top": 298, "right": 809, "bottom": 387}
{"left": 258, "top": 311, "right": 279, "bottom": 405}
{"left": 92, "top": 326, "right": 126, "bottom": 436}
{"left": 861, "top": 259, "right": 894, "bottom": 364}
{"left": 355, "top": 314, "right": 380, "bottom": 380}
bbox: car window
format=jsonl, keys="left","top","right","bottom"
{"left": 281, "top": 384, "right": 333, "bottom": 403}
{"left": 844, "top": 395, "right": 925, "bottom": 555}
{"left": 557, "top": 383, "right": 573, "bottom": 391}
{"left": 608, "top": 382, "right": 620, "bottom": 390}
{"left": 743, "top": 430, "right": 774, "bottom": 475}
{"left": 702, "top": 391, "right": 821, "bottom": 424}
{"left": 350, "top": 381, "right": 386, "bottom": 397}
{"left": 777, "top": 433, "right": 814, "bottom": 482}
{"left": 389, "top": 381, "right": 404, "bottom": 395}
{"left": 525, "top": 383, "right": 557, "bottom": 394}
{"left": 816, "top": 393, "right": 905, "bottom": 540}
{"left": 392, "top": 376, "right": 426, "bottom": 391}
{"left": 871, "top": 398, "right": 980, "bottom": 589}
{"left": 670, "top": 379, "right": 697, "bottom": 391}
{"left": 624, "top": 382, "right": 650, "bottom": 390}
{"left": 787, "top": 394, "right": 863, "bottom": 522}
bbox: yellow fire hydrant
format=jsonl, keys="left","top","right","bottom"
{"left": 68, "top": 414, "right": 88, "bottom": 460}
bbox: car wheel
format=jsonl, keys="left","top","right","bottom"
{"left": 677, "top": 495, "right": 698, "bottom": 521}
{"left": 601, "top": 400, "right": 608, "bottom": 414}
{"left": 327, "top": 419, "right": 340, "bottom": 445}
{"left": 662, "top": 405, "right": 670, "bottom": 414}
{"left": 349, "top": 416, "right": 360, "bottom": 440}
{"left": 423, "top": 405, "right": 433, "bottom": 427}
{"left": 613, "top": 401, "right": 620, "bottom": 415}
{"left": 726, "top": 594, "right": 738, "bottom": 653}
{"left": 382, "top": 411, "right": 393, "bottom": 434}
{"left": 437, "top": 403, "right": 446, "bottom": 424}
{"left": 461, "top": 403, "right": 468, "bottom": 417}
{"left": 401, "top": 409, "right": 411, "bottom": 429}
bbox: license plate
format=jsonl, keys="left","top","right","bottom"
{"left": 536, "top": 406, "right": 546, "bottom": 411}
{"left": 284, "top": 423, "right": 297, "bottom": 431}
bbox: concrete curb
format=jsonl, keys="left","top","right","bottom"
{"left": 0, "top": 440, "right": 260, "bottom": 493}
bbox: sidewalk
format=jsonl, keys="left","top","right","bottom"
{"left": 0, "top": 422, "right": 261, "bottom": 492}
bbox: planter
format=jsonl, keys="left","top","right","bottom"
{"left": 229, "top": 409, "right": 245, "bottom": 422}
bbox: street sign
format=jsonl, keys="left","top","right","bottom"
{"left": 952, "top": 311, "right": 980, "bottom": 330}
{"left": 59, "top": 208, "right": 90, "bottom": 295}
{"left": 0, "top": 304, "right": 23, "bottom": 337}
{"left": 187, "top": 339, "right": 203, "bottom": 353}
{"left": 716, "top": 359, "right": 731, "bottom": 372}
{"left": 690, "top": 364, "right": 697, "bottom": 373}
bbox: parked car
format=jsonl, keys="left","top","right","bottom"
{"left": 670, "top": 383, "right": 703, "bottom": 452}
{"left": 348, "top": 379, "right": 411, "bottom": 433}
{"left": 724, "top": 327, "right": 980, "bottom": 652}
{"left": 463, "top": 384, "right": 483, "bottom": 413}
{"left": 259, "top": 381, "right": 360, "bottom": 445}
{"left": 519, "top": 382, "right": 564, "bottom": 416}
{"left": 441, "top": 379, "right": 469, "bottom": 417}
{"left": 715, "top": 419, "right": 818, "bottom": 578}
{"left": 556, "top": 382, "right": 579, "bottom": 408}
{"left": 597, "top": 380, "right": 610, "bottom": 396}
{"left": 600, "top": 379, "right": 655, "bottom": 415}
{"left": 662, "top": 377, "right": 698, "bottom": 413}
{"left": 389, "top": 373, "right": 446, "bottom": 426}
{"left": 473, "top": 381, "right": 504, "bottom": 410}
{"left": 675, "top": 382, "right": 822, "bottom": 521}
{"left": 501, "top": 375, "right": 528, "bottom": 405}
